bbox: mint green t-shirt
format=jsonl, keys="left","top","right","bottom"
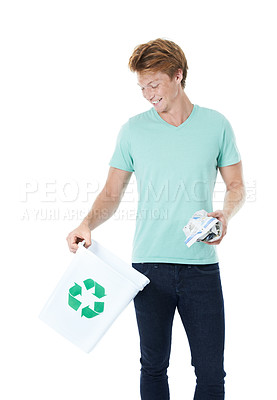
{"left": 109, "top": 104, "right": 241, "bottom": 264}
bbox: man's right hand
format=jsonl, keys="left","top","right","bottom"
{"left": 66, "top": 223, "right": 92, "bottom": 253}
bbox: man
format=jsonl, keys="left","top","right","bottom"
{"left": 66, "top": 38, "right": 246, "bottom": 400}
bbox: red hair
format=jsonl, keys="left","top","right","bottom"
{"left": 128, "top": 38, "right": 189, "bottom": 89}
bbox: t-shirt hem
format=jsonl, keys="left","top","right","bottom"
{"left": 108, "top": 161, "right": 134, "bottom": 172}
{"left": 217, "top": 156, "right": 241, "bottom": 168}
{"left": 131, "top": 256, "right": 219, "bottom": 265}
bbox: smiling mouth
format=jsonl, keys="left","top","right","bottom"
{"left": 152, "top": 98, "right": 162, "bottom": 105}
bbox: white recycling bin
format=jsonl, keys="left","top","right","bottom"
{"left": 39, "top": 239, "right": 150, "bottom": 353}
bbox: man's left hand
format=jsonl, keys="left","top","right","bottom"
{"left": 202, "top": 210, "right": 229, "bottom": 245}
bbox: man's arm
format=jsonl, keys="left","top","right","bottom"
{"left": 218, "top": 160, "right": 246, "bottom": 222}
{"left": 204, "top": 160, "right": 246, "bottom": 245}
{"left": 66, "top": 167, "right": 133, "bottom": 252}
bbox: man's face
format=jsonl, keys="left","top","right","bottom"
{"left": 137, "top": 70, "right": 181, "bottom": 112}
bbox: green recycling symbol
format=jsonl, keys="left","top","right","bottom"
{"left": 68, "top": 278, "right": 107, "bottom": 319}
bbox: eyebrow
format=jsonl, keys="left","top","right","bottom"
{"left": 137, "top": 80, "right": 157, "bottom": 88}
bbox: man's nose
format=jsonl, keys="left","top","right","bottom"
{"left": 143, "top": 87, "right": 155, "bottom": 101}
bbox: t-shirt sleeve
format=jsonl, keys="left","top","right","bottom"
{"left": 108, "top": 120, "right": 135, "bottom": 172}
{"left": 217, "top": 116, "right": 241, "bottom": 167}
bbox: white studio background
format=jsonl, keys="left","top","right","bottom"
{"left": 1, "top": 1, "right": 276, "bottom": 399}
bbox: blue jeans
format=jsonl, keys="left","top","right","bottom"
{"left": 132, "top": 262, "right": 226, "bottom": 400}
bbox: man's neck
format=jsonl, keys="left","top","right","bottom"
{"left": 158, "top": 91, "right": 193, "bottom": 127}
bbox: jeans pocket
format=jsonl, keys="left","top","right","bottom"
{"left": 132, "top": 263, "right": 152, "bottom": 276}
{"left": 193, "top": 262, "right": 220, "bottom": 274}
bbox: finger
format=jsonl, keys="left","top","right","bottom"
{"left": 208, "top": 210, "right": 222, "bottom": 216}
{"left": 203, "top": 239, "right": 221, "bottom": 245}
{"left": 207, "top": 213, "right": 220, "bottom": 218}
{"left": 211, "top": 238, "right": 222, "bottom": 245}
{"left": 84, "top": 239, "right": 92, "bottom": 248}
{"left": 70, "top": 243, "right": 78, "bottom": 252}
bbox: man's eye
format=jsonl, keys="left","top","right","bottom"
{"left": 140, "top": 84, "right": 159, "bottom": 91}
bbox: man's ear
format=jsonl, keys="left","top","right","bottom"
{"left": 175, "top": 68, "right": 183, "bottom": 84}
